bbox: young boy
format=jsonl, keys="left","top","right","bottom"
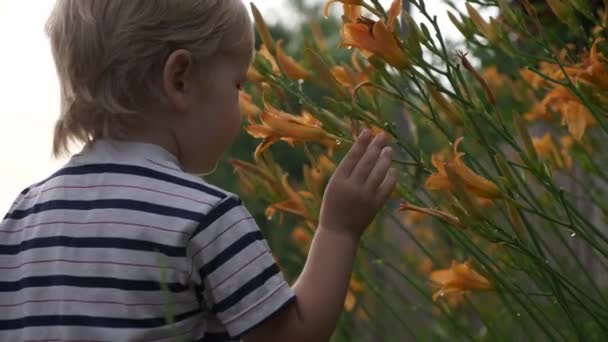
{"left": 0, "top": 0, "right": 396, "bottom": 341}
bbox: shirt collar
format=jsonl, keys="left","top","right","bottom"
{"left": 74, "top": 139, "right": 182, "bottom": 170}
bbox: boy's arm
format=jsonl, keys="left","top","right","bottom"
{"left": 244, "top": 130, "right": 396, "bottom": 342}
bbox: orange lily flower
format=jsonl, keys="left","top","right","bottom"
{"left": 419, "top": 257, "right": 434, "bottom": 275}
{"left": 425, "top": 137, "right": 502, "bottom": 199}
{"left": 532, "top": 133, "right": 559, "bottom": 158}
{"left": 310, "top": 19, "right": 328, "bottom": 51}
{"left": 245, "top": 101, "right": 338, "bottom": 159}
{"left": 247, "top": 66, "right": 265, "bottom": 82}
{"left": 399, "top": 202, "right": 465, "bottom": 229}
{"left": 579, "top": 38, "right": 608, "bottom": 91}
{"left": 276, "top": 40, "right": 311, "bottom": 81}
{"left": 340, "top": 0, "right": 410, "bottom": 70}
{"left": 430, "top": 261, "right": 492, "bottom": 301}
{"left": 344, "top": 277, "right": 363, "bottom": 311}
{"left": 457, "top": 50, "right": 496, "bottom": 105}
{"left": 330, "top": 65, "right": 370, "bottom": 92}
{"left": 559, "top": 135, "right": 574, "bottom": 170}
{"left": 540, "top": 86, "right": 597, "bottom": 141}
{"left": 532, "top": 132, "right": 571, "bottom": 169}
{"left": 414, "top": 226, "right": 435, "bottom": 244}
{"left": 426, "top": 83, "right": 462, "bottom": 125}
{"left": 303, "top": 154, "right": 335, "bottom": 203}
{"left": 324, "top": 0, "right": 363, "bottom": 21}
{"left": 291, "top": 226, "right": 313, "bottom": 251}
{"left": 465, "top": 3, "right": 498, "bottom": 44}
{"left": 250, "top": 3, "right": 275, "bottom": 53}
{"left": 259, "top": 44, "right": 280, "bottom": 74}
{"left": 230, "top": 159, "right": 283, "bottom": 198}
{"left": 239, "top": 92, "right": 262, "bottom": 121}
{"left": 265, "top": 174, "right": 318, "bottom": 223}
{"left": 403, "top": 210, "right": 427, "bottom": 226}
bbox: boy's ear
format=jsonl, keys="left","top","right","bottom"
{"left": 163, "top": 49, "right": 195, "bottom": 113}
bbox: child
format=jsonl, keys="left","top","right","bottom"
{"left": 0, "top": 0, "right": 397, "bottom": 341}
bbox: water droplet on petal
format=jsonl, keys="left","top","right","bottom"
{"left": 439, "top": 292, "right": 445, "bottom": 297}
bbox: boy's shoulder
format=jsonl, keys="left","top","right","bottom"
{"left": 7, "top": 143, "right": 240, "bottom": 221}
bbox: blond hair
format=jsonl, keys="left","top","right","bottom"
{"left": 46, "top": 0, "right": 253, "bottom": 157}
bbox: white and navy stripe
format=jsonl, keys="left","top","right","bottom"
{"left": 0, "top": 140, "right": 294, "bottom": 341}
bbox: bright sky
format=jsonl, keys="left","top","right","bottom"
{"left": 0, "top": 0, "right": 466, "bottom": 214}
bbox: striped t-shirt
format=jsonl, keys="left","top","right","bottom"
{"left": 0, "top": 140, "right": 295, "bottom": 341}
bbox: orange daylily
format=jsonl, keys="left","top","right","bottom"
{"left": 541, "top": 86, "right": 597, "bottom": 141}
{"left": 399, "top": 202, "right": 465, "bottom": 229}
{"left": 245, "top": 101, "right": 338, "bottom": 159}
{"left": 429, "top": 261, "right": 492, "bottom": 301}
{"left": 465, "top": 3, "right": 499, "bottom": 44}
{"left": 403, "top": 210, "right": 427, "bottom": 226}
{"left": 419, "top": 257, "right": 434, "bottom": 275}
{"left": 291, "top": 226, "right": 313, "bottom": 251}
{"left": 579, "top": 38, "right": 608, "bottom": 91}
{"left": 344, "top": 277, "right": 363, "bottom": 311}
{"left": 559, "top": 135, "right": 574, "bottom": 170}
{"left": 239, "top": 92, "right": 262, "bottom": 121}
{"left": 303, "top": 154, "right": 335, "bottom": 203}
{"left": 276, "top": 40, "right": 311, "bottom": 81}
{"left": 331, "top": 65, "right": 370, "bottom": 90}
{"left": 259, "top": 44, "right": 280, "bottom": 74}
{"left": 457, "top": 50, "right": 496, "bottom": 105}
{"left": 265, "top": 174, "right": 318, "bottom": 223}
{"left": 532, "top": 132, "right": 574, "bottom": 169}
{"left": 425, "top": 137, "right": 502, "bottom": 199}
{"left": 532, "top": 133, "right": 560, "bottom": 160}
{"left": 230, "top": 159, "right": 283, "bottom": 198}
{"left": 340, "top": 0, "right": 410, "bottom": 70}
{"left": 414, "top": 226, "right": 435, "bottom": 244}
{"left": 482, "top": 66, "right": 512, "bottom": 93}
{"left": 426, "top": 83, "right": 463, "bottom": 125}
{"left": 247, "top": 66, "right": 264, "bottom": 82}
{"left": 310, "top": 19, "right": 328, "bottom": 51}
{"left": 324, "top": 0, "right": 363, "bottom": 21}
{"left": 250, "top": 3, "right": 275, "bottom": 53}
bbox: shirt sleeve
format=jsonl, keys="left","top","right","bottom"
{"left": 187, "top": 195, "right": 295, "bottom": 338}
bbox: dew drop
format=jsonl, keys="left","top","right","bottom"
{"left": 336, "top": 139, "right": 342, "bottom": 145}
{"left": 266, "top": 215, "right": 272, "bottom": 221}
{"left": 439, "top": 291, "right": 445, "bottom": 297}
{"left": 298, "top": 99, "right": 304, "bottom": 104}
{"left": 516, "top": 312, "right": 521, "bottom": 317}
{"left": 570, "top": 231, "right": 576, "bottom": 237}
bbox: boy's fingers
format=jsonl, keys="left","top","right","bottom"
{"left": 366, "top": 147, "right": 392, "bottom": 189}
{"left": 377, "top": 167, "right": 398, "bottom": 204}
{"left": 336, "top": 129, "right": 371, "bottom": 177}
{"left": 351, "top": 133, "right": 387, "bottom": 181}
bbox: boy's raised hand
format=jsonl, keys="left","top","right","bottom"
{"left": 319, "top": 129, "right": 397, "bottom": 240}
